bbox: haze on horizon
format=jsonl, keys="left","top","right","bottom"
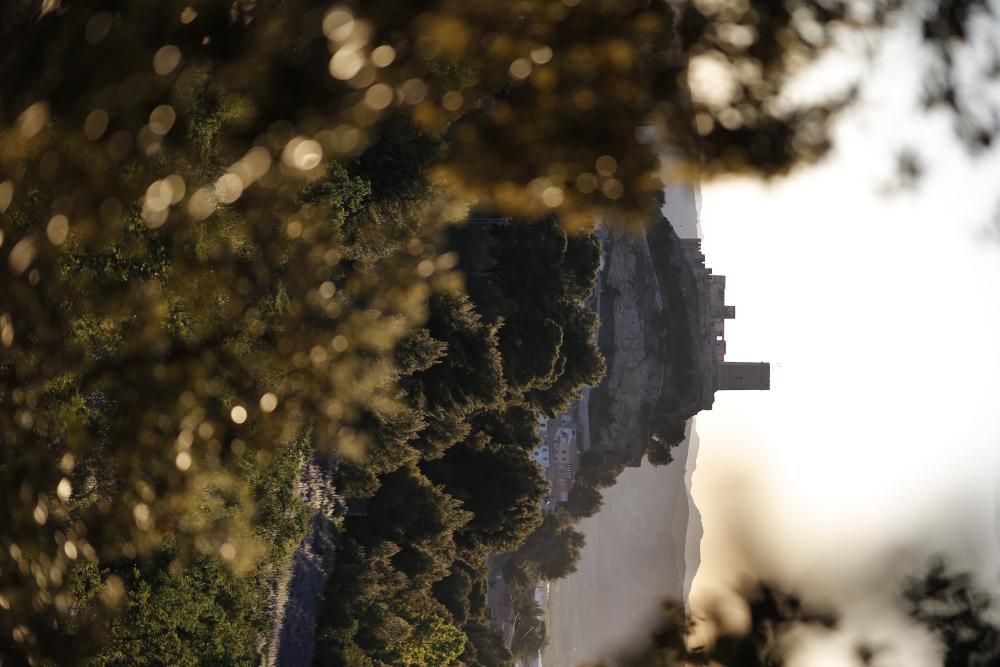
{"left": 686, "top": 18, "right": 1000, "bottom": 666}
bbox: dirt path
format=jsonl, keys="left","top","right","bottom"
{"left": 261, "top": 457, "right": 339, "bottom": 667}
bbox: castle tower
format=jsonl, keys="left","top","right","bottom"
{"left": 711, "top": 304, "right": 736, "bottom": 320}
{"left": 717, "top": 362, "right": 770, "bottom": 390}
{"left": 708, "top": 275, "right": 726, "bottom": 311}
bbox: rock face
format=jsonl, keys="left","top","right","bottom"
{"left": 590, "top": 222, "right": 666, "bottom": 463}
{"left": 646, "top": 217, "right": 714, "bottom": 428}
{"left": 590, "top": 214, "right": 706, "bottom": 464}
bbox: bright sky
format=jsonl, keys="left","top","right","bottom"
{"left": 684, "top": 18, "right": 1000, "bottom": 666}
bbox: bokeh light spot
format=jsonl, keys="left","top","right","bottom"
{"left": 282, "top": 137, "right": 324, "bottom": 170}
{"left": 323, "top": 8, "right": 355, "bottom": 41}
{"left": 401, "top": 78, "right": 428, "bottom": 104}
{"left": 371, "top": 44, "right": 396, "bottom": 67}
{"left": 214, "top": 173, "right": 244, "bottom": 204}
{"left": 542, "top": 186, "right": 565, "bottom": 208}
{"left": 259, "top": 392, "right": 278, "bottom": 413}
{"left": 84, "top": 110, "right": 109, "bottom": 141}
{"left": 602, "top": 177, "right": 624, "bottom": 200}
{"left": 596, "top": 154, "right": 618, "bottom": 175}
{"left": 364, "top": 83, "right": 394, "bottom": 111}
{"left": 17, "top": 102, "right": 49, "bottom": 139}
{"left": 0, "top": 181, "right": 12, "bottom": 213}
{"left": 230, "top": 405, "right": 248, "bottom": 424}
{"left": 148, "top": 105, "right": 176, "bottom": 135}
{"left": 531, "top": 46, "right": 553, "bottom": 64}
{"left": 442, "top": 91, "right": 464, "bottom": 111}
{"left": 153, "top": 45, "right": 181, "bottom": 75}
{"left": 175, "top": 451, "right": 192, "bottom": 471}
{"left": 329, "top": 47, "right": 364, "bottom": 80}
{"left": 46, "top": 215, "right": 69, "bottom": 245}
{"left": 576, "top": 172, "right": 598, "bottom": 193}
{"left": 509, "top": 58, "right": 532, "bottom": 80}
{"left": 187, "top": 187, "right": 217, "bottom": 220}
{"left": 132, "top": 503, "right": 150, "bottom": 529}
{"left": 8, "top": 237, "right": 37, "bottom": 276}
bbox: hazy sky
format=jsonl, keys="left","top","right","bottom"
{"left": 685, "top": 19, "right": 1000, "bottom": 666}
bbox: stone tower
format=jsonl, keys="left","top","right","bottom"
{"left": 717, "top": 362, "right": 770, "bottom": 391}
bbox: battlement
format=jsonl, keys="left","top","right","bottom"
{"left": 717, "top": 361, "right": 770, "bottom": 391}
{"left": 677, "top": 236, "right": 771, "bottom": 403}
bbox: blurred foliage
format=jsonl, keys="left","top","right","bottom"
{"left": 1, "top": 0, "right": 997, "bottom": 663}
{"left": 902, "top": 558, "right": 1000, "bottom": 667}
{"left": 610, "top": 581, "right": 840, "bottom": 666}
{"left": 611, "top": 559, "right": 1000, "bottom": 666}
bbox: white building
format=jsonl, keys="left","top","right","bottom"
{"left": 531, "top": 444, "right": 550, "bottom": 468}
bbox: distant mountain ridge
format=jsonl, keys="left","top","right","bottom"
{"left": 682, "top": 419, "right": 704, "bottom": 608}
